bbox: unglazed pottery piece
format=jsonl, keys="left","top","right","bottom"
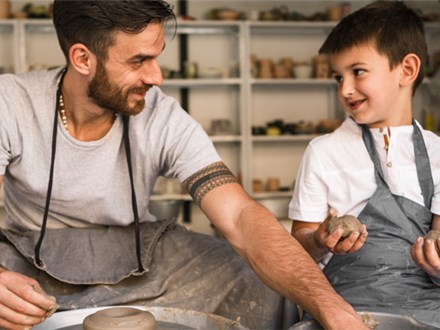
{"left": 328, "top": 215, "right": 363, "bottom": 238}
{"left": 424, "top": 230, "right": 440, "bottom": 256}
{"left": 83, "top": 307, "right": 156, "bottom": 330}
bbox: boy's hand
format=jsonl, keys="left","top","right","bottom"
{"left": 411, "top": 236, "right": 440, "bottom": 283}
{"left": 315, "top": 209, "right": 368, "bottom": 255}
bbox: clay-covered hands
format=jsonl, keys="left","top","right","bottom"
{"left": 411, "top": 230, "right": 440, "bottom": 285}
{"left": 314, "top": 209, "right": 368, "bottom": 255}
{"left": 0, "top": 268, "right": 58, "bottom": 330}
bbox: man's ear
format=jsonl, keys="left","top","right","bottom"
{"left": 399, "top": 53, "right": 421, "bottom": 87}
{"left": 68, "top": 43, "right": 96, "bottom": 75}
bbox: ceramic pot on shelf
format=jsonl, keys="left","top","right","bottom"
{"left": 0, "top": 0, "right": 10, "bottom": 19}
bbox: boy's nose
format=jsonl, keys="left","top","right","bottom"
{"left": 340, "top": 79, "right": 355, "bottom": 98}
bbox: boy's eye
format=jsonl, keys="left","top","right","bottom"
{"left": 353, "top": 68, "right": 365, "bottom": 76}
{"left": 333, "top": 75, "right": 343, "bottom": 83}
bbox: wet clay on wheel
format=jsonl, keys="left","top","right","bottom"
{"left": 328, "top": 215, "right": 363, "bottom": 238}
{"left": 83, "top": 307, "right": 156, "bottom": 330}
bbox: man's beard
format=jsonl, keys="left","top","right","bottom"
{"left": 88, "top": 60, "right": 148, "bottom": 116}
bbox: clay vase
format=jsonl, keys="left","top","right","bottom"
{"left": 258, "top": 58, "right": 273, "bottom": 78}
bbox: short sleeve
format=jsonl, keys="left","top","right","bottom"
{"left": 288, "top": 142, "right": 329, "bottom": 222}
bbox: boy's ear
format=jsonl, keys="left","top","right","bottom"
{"left": 399, "top": 53, "right": 421, "bottom": 87}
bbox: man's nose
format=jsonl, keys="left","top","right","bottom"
{"left": 141, "top": 59, "right": 163, "bottom": 86}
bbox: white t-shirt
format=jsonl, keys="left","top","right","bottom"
{"left": 289, "top": 117, "right": 440, "bottom": 222}
{"left": 0, "top": 68, "right": 221, "bottom": 231}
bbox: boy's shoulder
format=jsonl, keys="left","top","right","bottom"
{"left": 309, "top": 117, "right": 362, "bottom": 149}
{"left": 420, "top": 125, "right": 440, "bottom": 155}
{"left": 303, "top": 118, "right": 368, "bottom": 171}
{"left": 420, "top": 125, "right": 440, "bottom": 141}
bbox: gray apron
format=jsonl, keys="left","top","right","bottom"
{"left": 0, "top": 223, "right": 286, "bottom": 329}
{"left": 323, "top": 121, "right": 440, "bottom": 328}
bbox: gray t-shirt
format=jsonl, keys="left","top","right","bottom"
{"left": 0, "top": 68, "right": 220, "bottom": 231}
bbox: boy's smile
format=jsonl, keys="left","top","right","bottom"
{"left": 329, "top": 43, "right": 412, "bottom": 128}
{"left": 348, "top": 99, "right": 366, "bottom": 112}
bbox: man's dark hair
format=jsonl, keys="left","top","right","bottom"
{"left": 320, "top": 1, "right": 427, "bottom": 92}
{"left": 52, "top": 0, "right": 176, "bottom": 62}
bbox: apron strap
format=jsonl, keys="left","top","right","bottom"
{"left": 412, "top": 119, "right": 434, "bottom": 209}
{"left": 123, "top": 115, "right": 144, "bottom": 273}
{"left": 34, "top": 69, "right": 66, "bottom": 267}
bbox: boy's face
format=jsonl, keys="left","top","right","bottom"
{"left": 328, "top": 43, "right": 411, "bottom": 128}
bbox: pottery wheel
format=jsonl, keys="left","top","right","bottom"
{"left": 34, "top": 306, "right": 247, "bottom": 330}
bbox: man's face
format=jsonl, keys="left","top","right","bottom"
{"left": 88, "top": 23, "right": 165, "bottom": 116}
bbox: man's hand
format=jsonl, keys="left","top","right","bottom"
{"left": 0, "top": 268, "right": 58, "bottom": 329}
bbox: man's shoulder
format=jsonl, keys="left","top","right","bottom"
{"left": 141, "top": 86, "right": 192, "bottom": 123}
{"left": 0, "top": 68, "right": 59, "bottom": 93}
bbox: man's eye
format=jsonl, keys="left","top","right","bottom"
{"left": 132, "top": 59, "right": 144, "bottom": 66}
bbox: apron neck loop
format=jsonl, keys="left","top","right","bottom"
{"left": 361, "top": 120, "right": 433, "bottom": 210}
{"left": 35, "top": 69, "right": 144, "bottom": 273}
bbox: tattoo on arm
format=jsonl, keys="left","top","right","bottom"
{"left": 182, "top": 162, "right": 237, "bottom": 205}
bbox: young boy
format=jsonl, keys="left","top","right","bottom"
{"left": 289, "top": 1, "right": 440, "bottom": 327}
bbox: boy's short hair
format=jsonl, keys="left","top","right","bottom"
{"left": 319, "top": 1, "right": 427, "bottom": 92}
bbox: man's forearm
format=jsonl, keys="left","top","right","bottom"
{"left": 233, "top": 203, "right": 364, "bottom": 329}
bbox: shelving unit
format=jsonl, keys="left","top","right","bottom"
{"left": 0, "top": 1, "right": 438, "bottom": 233}
{"left": 18, "top": 19, "right": 64, "bottom": 72}
{"left": 0, "top": 19, "right": 18, "bottom": 74}
{"left": 245, "top": 20, "right": 340, "bottom": 208}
